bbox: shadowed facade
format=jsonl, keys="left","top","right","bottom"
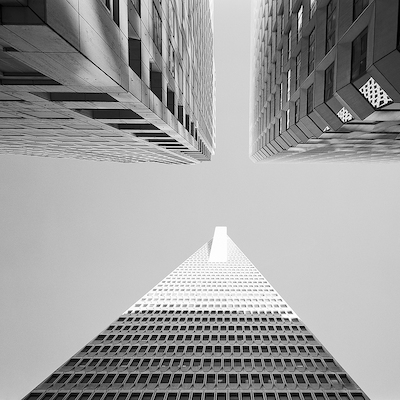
{"left": 250, "top": 0, "right": 400, "bottom": 162}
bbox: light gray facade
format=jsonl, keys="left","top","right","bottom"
{"left": 0, "top": 0, "right": 215, "bottom": 164}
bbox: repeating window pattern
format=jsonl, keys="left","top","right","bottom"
{"left": 23, "top": 233, "right": 370, "bottom": 400}
{"left": 25, "top": 392, "right": 369, "bottom": 400}
{"left": 251, "top": 0, "right": 400, "bottom": 162}
{"left": 126, "top": 238, "right": 296, "bottom": 315}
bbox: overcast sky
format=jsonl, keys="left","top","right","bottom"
{"left": 0, "top": 2, "right": 399, "bottom": 400}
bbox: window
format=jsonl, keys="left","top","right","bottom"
{"left": 102, "top": 0, "right": 119, "bottom": 25}
{"left": 288, "top": 30, "right": 292, "bottom": 59}
{"left": 295, "top": 53, "right": 301, "bottom": 90}
{"left": 308, "top": 29, "right": 315, "bottom": 74}
{"left": 295, "top": 98, "right": 300, "bottom": 122}
{"left": 168, "top": 40, "right": 175, "bottom": 77}
{"left": 150, "top": 63, "right": 163, "bottom": 101}
{"left": 167, "top": 89, "right": 175, "bottom": 114}
{"left": 152, "top": 2, "right": 162, "bottom": 54}
{"left": 310, "top": 0, "right": 317, "bottom": 19}
{"left": 354, "top": 0, "right": 368, "bottom": 20}
{"left": 326, "top": 0, "right": 337, "bottom": 52}
{"left": 287, "top": 70, "right": 291, "bottom": 101}
{"left": 168, "top": 0, "right": 176, "bottom": 37}
{"left": 307, "top": 84, "right": 314, "bottom": 114}
{"left": 133, "top": 0, "right": 141, "bottom": 15}
{"left": 351, "top": 28, "right": 368, "bottom": 81}
{"left": 286, "top": 109, "right": 290, "bottom": 129}
{"left": 129, "top": 39, "right": 141, "bottom": 77}
{"left": 297, "top": 5, "right": 303, "bottom": 42}
{"left": 324, "top": 63, "right": 335, "bottom": 101}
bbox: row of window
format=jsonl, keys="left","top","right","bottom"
{"left": 78, "top": 345, "right": 327, "bottom": 357}
{"left": 123, "top": 310, "right": 292, "bottom": 317}
{"left": 26, "top": 391, "right": 368, "bottom": 400}
{"left": 104, "top": 324, "right": 307, "bottom": 334}
{"left": 118, "top": 315, "right": 297, "bottom": 323}
{"left": 105, "top": 325, "right": 304, "bottom": 333}
{"left": 63, "top": 357, "right": 339, "bottom": 373}
{"left": 44, "top": 372, "right": 353, "bottom": 390}
{"left": 95, "top": 334, "right": 314, "bottom": 344}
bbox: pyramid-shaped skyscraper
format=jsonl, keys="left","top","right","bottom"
{"left": 23, "top": 227, "right": 369, "bottom": 400}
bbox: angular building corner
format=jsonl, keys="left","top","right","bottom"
{"left": 23, "top": 227, "right": 370, "bottom": 400}
{"left": 0, "top": 0, "right": 215, "bottom": 164}
{"left": 250, "top": 0, "right": 400, "bottom": 162}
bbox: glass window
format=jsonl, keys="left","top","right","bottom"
{"left": 354, "top": 0, "right": 368, "bottom": 20}
{"left": 308, "top": 29, "right": 315, "bottom": 74}
{"left": 351, "top": 28, "right": 368, "bottom": 81}
{"left": 295, "top": 98, "right": 300, "bottom": 122}
{"left": 295, "top": 53, "right": 301, "bottom": 89}
{"left": 152, "top": 2, "right": 162, "bottom": 54}
{"left": 297, "top": 5, "right": 303, "bottom": 42}
{"left": 287, "top": 70, "right": 291, "bottom": 101}
{"left": 326, "top": 0, "right": 337, "bottom": 52}
{"left": 324, "top": 63, "right": 335, "bottom": 101}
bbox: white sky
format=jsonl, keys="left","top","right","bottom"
{"left": 0, "top": 2, "right": 399, "bottom": 400}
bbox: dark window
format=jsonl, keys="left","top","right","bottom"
{"left": 295, "top": 98, "right": 300, "bottom": 122}
{"left": 150, "top": 64, "right": 162, "bottom": 101}
{"left": 168, "top": 40, "right": 175, "bottom": 76}
{"left": 129, "top": 39, "right": 141, "bottom": 77}
{"left": 354, "top": 0, "right": 368, "bottom": 20}
{"left": 295, "top": 53, "right": 301, "bottom": 90}
{"left": 308, "top": 29, "right": 315, "bottom": 75}
{"left": 185, "top": 114, "right": 190, "bottom": 131}
{"left": 113, "top": 0, "right": 120, "bottom": 25}
{"left": 307, "top": 84, "right": 314, "bottom": 114}
{"left": 326, "top": 0, "right": 337, "bottom": 52}
{"left": 324, "top": 63, "right": 335, "bottom": 101}
{"left": 152, "top": 2, "right": 162, "bottom": 54}
{"left": 133, "top": 0, "right": 141, "bottom": 15}
{"left": 351, "top": 28, "right": 368, "bottom": 81}
{"left": 178, "top": 105, "right": 184, "bottom": 124}
{"left": 103, "top": 0, "right": 119, "bottom": 25}
{"left": 167, "top": 89, "right": 175, "bottom": 114}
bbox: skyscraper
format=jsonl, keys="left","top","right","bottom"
{"left": 250, "top": 0, "right": 400, "bottom": 162}
{"left": 23, "top": 227, "right": 369, "bottom": 400}
{"left": 0, "top": 0, "right": 215, "bottom": 164}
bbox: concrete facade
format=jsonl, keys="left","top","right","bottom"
{"left": 250, "top": 0, "right": 400, "bottom": 162}
{"left": 0, "top": 0, "right": 215, "bottom": 164}
{"left": 22, "top": 227, "right": 370, "bottom": 400}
